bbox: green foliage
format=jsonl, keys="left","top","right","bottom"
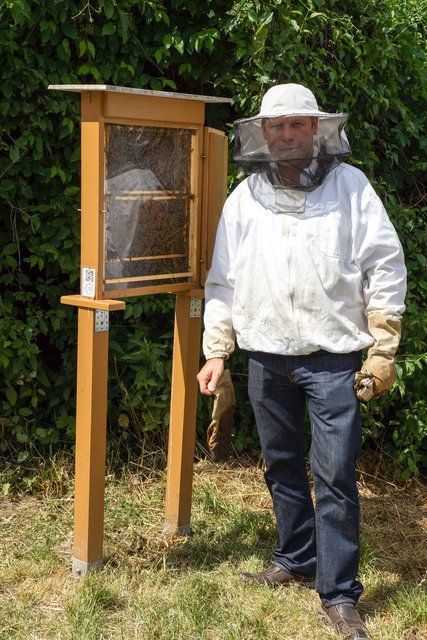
{"left": 107, "top": 296, "right": 175, "bottom": 463}
{"left": 0, "top": 0, "right": 426, "bottom": 478}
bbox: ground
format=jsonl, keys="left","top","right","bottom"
{"left": 0, "top": 458, "right": 426, "bottom": 639}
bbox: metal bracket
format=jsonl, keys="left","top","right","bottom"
{"left": 163, "top": 523, "right": 192, "bottom": 537}
{"left": 72, "top": 557, "right": 103, "bottom": 576}
{"left": 94, "top": 309, "right": 109, "bottom": 332}
{"left": 189, "top": 297, "right": 202, "bottom": 318}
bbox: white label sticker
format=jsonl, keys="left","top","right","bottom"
{"left": 81, "top": 267, "right": 96, "bottom": 298}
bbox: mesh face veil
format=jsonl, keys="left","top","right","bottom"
{"left": 233, "top": 84, "right": 351, "bottom": 193}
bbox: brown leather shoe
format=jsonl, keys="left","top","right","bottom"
{"left": 319, "top": 604, "right": 371, "bottom": 639}
{"left": 239, "top": 563, "right": 315, "bottom": 587}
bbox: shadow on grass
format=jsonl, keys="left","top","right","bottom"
{"left": 105, "top": 506, "right": 277, "bottom": 574}
{"left": 174, "top": 510, "right": 276, "bottom": 567}
{"left": 361, "top": 581, "right": 405, "bottom": 614}
{"left": 161, "top": 488, "right": 426, "bottom": 580}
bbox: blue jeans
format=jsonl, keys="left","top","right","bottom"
{"left": 247, "top": 350, "right": 363, "bottom": 607}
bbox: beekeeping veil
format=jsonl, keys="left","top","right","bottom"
{"left": 233, "top": 84, "right": 351, "bottom": 212}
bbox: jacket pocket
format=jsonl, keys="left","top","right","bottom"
{"left": 313, "top": 210, "right": 352, "bottom": 262}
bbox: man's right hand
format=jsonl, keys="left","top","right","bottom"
{"left": 197, "top": 358, "right": 225, "bottom": 396}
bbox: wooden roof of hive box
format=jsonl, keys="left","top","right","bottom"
{"left": 48, "top": 84, "right": 232, "bottom": 104}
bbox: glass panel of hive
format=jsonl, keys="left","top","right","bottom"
{"left": 104, "top": 124, "right": 194, "bottom": 289}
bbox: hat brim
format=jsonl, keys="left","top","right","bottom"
{"left": 235, "top": 110, "right": 348, "bottom": 125}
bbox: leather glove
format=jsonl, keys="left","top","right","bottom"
{"left": 207, "top": 368, "right": 235, "bottom": 461}
{"left": 354, "top": 314, "right": 401, "bottom": 401}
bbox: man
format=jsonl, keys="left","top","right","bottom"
{"left": 197, "top": 84, "right": 406, "bottom": 640}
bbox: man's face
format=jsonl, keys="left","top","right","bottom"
{"left": 261, "top": 116, "right": 318, "bottom": 164}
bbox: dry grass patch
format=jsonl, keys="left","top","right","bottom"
{"left": 0, "top": 459, "right": 426, "bottom": 639}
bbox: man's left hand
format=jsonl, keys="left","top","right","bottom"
{"left": 355, "top": 314, "right": 401, "bottom": 401}
{"left": 354, "top": 353, "right": 397, "bottom": 401}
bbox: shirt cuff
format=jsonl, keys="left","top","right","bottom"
{"left": 205, "top": 352, "right": 230, "bottom": 360}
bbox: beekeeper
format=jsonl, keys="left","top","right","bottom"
{"left": 197, "top": 83, "right": 406, "bottom": 640}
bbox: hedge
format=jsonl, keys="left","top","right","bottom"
{"left": 0, "top": 0, "right": 426, "bottom": 481}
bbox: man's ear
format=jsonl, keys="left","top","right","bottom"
{"left": 261, "top": 119, "right": 268, "bottom": 140}
{"left": 312, "top": 117, "right": 319, "bottom": 134}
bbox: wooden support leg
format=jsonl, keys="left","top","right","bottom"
{"left": 164, "top": 293, "right": 202, "bottom": 534}
{"left": 72, "top": 307, "right": 109, "bottom": 574}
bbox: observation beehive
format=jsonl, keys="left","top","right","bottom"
{"left": 49, "top": 84, "right": 231, "bottom": 574}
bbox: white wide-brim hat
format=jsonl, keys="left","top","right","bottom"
{"left": 236, "top": 83, "right": 345, "bottom": 122}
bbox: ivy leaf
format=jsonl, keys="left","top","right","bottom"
{"left": 174, "top": 37, "right": 184, "bottom": 55}
{"left": 154, "top": 48, "right": 164, "bottom": 64}
{"left": 57, "top": 38, "right": 71, "bottom": 61}
{"left": 6, "top": 388, "right": 17, "bottom": 406}
{"left": 78, "top": 40, "right": 87, "bottom": 57}
{"left": 163, "top": 33, "right": 173, "bottom": 49}
{"left": 2, "top": 244, "right": 17, "bottom": 256}
{"left": 2, "top": 81, "right": 13, "bottom": 99}
{"left": 9, "top": 146, "right": 20, "bottom": 162}
{"left": 102, "top": 22, "right": 116, "bottom": 36}
{"left": 103, "top": 0, "right": 115, "bottom": 20}
{"left": 87, "top": 41, "right": 96, "bottom": 58}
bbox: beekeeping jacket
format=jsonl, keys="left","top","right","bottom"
{"left": 202, "top": 85, "right": 406, "bottom": 359}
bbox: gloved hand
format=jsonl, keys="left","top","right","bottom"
{"left": 354, "top": 314, "right": 401, "bottom": 401}
{"left": 207, "top": 368, "right": 236, "bottom": 461}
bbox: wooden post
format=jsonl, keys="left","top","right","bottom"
{"left": 61, "top": 296, "right": 125, "bottom": 574}
{"left": 164, "top": 292, "right": 203, "bottom": 533}
{"left": 71, "top": 307, "right": 109, "bottom": 573}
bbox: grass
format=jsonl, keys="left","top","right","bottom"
{"left": 0, "top": 457, "right": 426, "bottom": 640}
